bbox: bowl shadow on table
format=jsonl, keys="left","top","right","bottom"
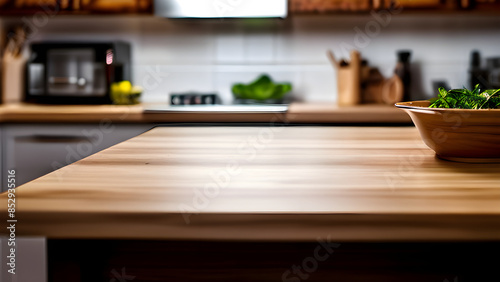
{"left": 433, "top": 154, "right": 500, "bottom": 171}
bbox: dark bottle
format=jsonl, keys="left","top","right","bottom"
{"left": 394, "top": 51, "right": 412, "bottom": 101}
{"left": 470, "top": 50, "right": 481, "bottom": 89}
{"left": 469, "top": 50, "right": 489, "bottom": 90}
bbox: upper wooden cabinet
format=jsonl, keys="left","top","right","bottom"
{"left": 1, "top": 0, "right": 500, "bottom": 16}
{"left": 0, "top": 0, "right": 153, "bottom": 15}
{"left": 290, "top": 0, "right": 372, "bottom": 12}
{"left": 290, "top": 0, "right": 500, "bottom": 13}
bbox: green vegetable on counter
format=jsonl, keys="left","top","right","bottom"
{"left": 232, "top": 74, "right": 292, "bottom": 101}
{"left": 111, "top": 81, "right": 143, "bottom": 105}
{"left": 429, "top": 84, "right": 500, "bottom": 109}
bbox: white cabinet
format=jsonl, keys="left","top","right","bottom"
{"left": 1, "top": 237, "right": 47, "bottom": 282}
{"left": 1, "top": 124, "right": 152, "bottom": 190}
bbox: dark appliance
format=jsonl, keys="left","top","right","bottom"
{"left": 25, "top": 42, "right": 131, "bottom": 104}
{"left": 170, "top": 93, "right": 220, "bottom": 105}
{"left": 469, "top": 50, "right": 500, "bottom": 90}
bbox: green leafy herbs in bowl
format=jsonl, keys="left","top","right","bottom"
{"left": 232, "top": 75, "right": 292, "bottom": 102}
{"left": 429, "top": 84, "right": 500, "bottom": 109}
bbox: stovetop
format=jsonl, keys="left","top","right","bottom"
{"left": 143, "top": 104, "right": 288, "bottom": 114}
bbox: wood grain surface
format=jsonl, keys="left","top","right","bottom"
{"left": 287, "top": 103, "right": 411, "bottom": 123}
{"left": 0, "top": 103, "right": 145, "bottom": 123}
{"left": 0, "top": 102, "right": 411, "bottom": 123}
{"left": 1, "top": 126, "right": 499, "bottom": 241}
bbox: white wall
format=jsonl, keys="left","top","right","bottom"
{"left": 5, "top": 13, "right": 500, "bottom": 103}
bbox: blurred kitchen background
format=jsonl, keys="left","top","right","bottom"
{"left": 2, "top": 0, "right": 500, "bottom": 105}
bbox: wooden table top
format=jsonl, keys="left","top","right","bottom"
{"left": 0, "top": 102, "right": 411, "bottom": 123}
{"left": 2, "top": 126, "right": 499, "bottom": 241}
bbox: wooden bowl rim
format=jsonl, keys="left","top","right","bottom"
{"left": 395, "top": 101, "right": 500, "bottom": 112}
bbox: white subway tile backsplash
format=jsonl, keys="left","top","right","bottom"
{"left": 11, "top": 14, "right": 500, "bottom": 103}
{"left": 216, "top": 34, "right": 245, "bottom": 63}
{"left": 244, "top": 32, "right": 275, "bottom": 63}
{"left": 298, "top": 68, "right": 336, "bottom": 102}
{"left": 138, "top": 31, "right": 215, "bottom": 65}
{"left": 135, "top": 65, "right": 215, "bottom": 101}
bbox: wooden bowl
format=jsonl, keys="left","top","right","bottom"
{"left": 396, "top": 101, "right": 500, "bottom": 163}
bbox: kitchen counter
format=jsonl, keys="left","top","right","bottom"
{"left": 0, "top": 102, "right": 411, "bottom": 123}
{"left": 2, "top": 126, "right": 499, "bottom": 241}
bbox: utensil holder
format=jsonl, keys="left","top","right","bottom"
{"left": 337, "top": 50, "right": 361, "bottom": 106}
{"left": 2, "top": 52, "right": 26, "bottom": 104}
